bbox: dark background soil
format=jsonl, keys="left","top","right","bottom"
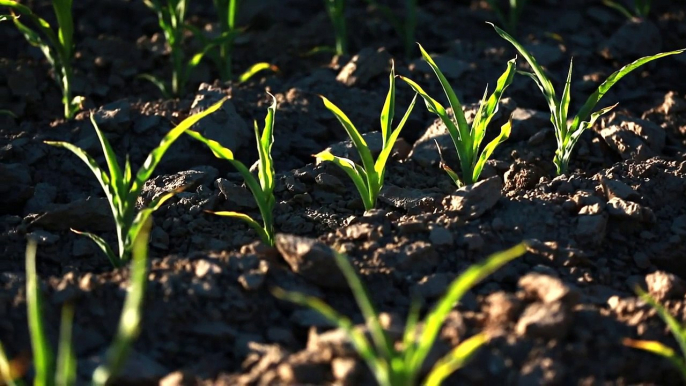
{"left": 2, "top": 0, "right": 686, "bottom": 384}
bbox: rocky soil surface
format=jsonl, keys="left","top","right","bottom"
{"left": 2, "top": 0, "right": 686, "bottom": 384}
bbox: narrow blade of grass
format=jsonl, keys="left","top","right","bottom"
{"left": 211, "top": 211, "right": 271, "bottom": 245}
{"left": 55, "top": 303, "right": 76, "bottom": 386}
{"left": 424, "top": 332, "right": 489, "bottom": 386}
{"left": 410, "top": 242, "right": 528, "bottom": 373}
{"left": 92, "top": 216, "right": 153, "bottom": 386}
{"left": 238, "top": 62, "right": 278, "bottom": 83}
{"left": 472, "top": 118, "right": 512, "bottom": 183}
{"left": 319, "top": 95, "right": 376, "bottom": 174}
{"left": 70, "top": 229, "right": 119, "bottom": 267}
{"left": 25, "top": 239, "right": 55, "bottom": 385}
{"left": 314, "top": 150, "right": 372, "bottom": 210}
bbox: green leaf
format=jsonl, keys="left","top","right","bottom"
{"left": 237, "top": 62, "right": 277, "bottom": 83}
{"left": 471, "top": 57, "right": 516, "bottom": 157}
{"left": 25, "top": 239, "right": 55, "bottom": 386}
{"left": 211, "top": 211, "right": 271, "bottom": 245}
{"left": 256, "top": 93, "right": 277, "bottom": 194}
{"left": 125, "top": 190, "right": 178, "bottom": 253}
{"left": 417, "top": 43, "right": 471, "bottom": 151}
{"left": 573, "top": 48, "right": 686, "bottom": 130}
{"left": 410, "top": 242, "right": 528, "bottom": 374}
{"left": 51, "top": 0, "right": 74, "bottom": 58}
{"left": 92, "top": 216, "right": 153, "bottom": 386}
{"left": 271, "top": 286, "right": 389, "bottom": 385}
{"left": 55, "top": 303, "right": 76, "bottom": 386}
{"left": 137, "top": 73, "right": 172, "bottom": 99}
{"left": 89, "top": 114, "right": 124, "bottom": 208}
{"left": 557, "top": 58, "right": 573, "bottom": 141}
{"left": 380, "top": 62, "right": 396, "bottom": 146}
{"left": 488, "top": 23, "right": 559, "bottom": 119}
{"left": 472, "top": 118, "right": 512, "bottom": 183}
{"left": 131, "top": 98, "right": 226, "bottom": 198}
{"left": 319, "top": 95, "right": 376, "bottom": 175}
{"left": 374, "top": 93, "right": 417, "bottom": 177}
{"left": 315, "top": 150, "right": 373, "bottom": 210}
{"left": 70, "top": 229, "right": 120, "bottom": 267}
{"left": 424, "top": 333, "right": 489, "bottom": 386}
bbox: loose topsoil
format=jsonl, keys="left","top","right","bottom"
{"left": 2, "top": 0, "right": 686, "bottom": 384}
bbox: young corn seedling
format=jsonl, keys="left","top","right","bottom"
{"left": 0, "top": 0, "right": 82, "bottom": 119}
{"left": 324, "top": 0, "right": 347, "bottom": 55}
{"left": 603, "top": 0, "right": 651, "bottom": 19}
{"left": 185, "top": 94, "right": 277, "bottom": 246}
{"left": 44, "top": 99, "right": 225, "bottom": 267}
{"left": 0, "top": 218, "right": 154, "bottom": 386}
{"left": 398, "top": 44, "right": 516, "bottom": 187}
{"left": 142, "top": 0, "right": 212, "bottom": 97}
{"left": 623, "top": 287, "right": 686, "bottom": 382}
{"left": 316, "top": 65, "right": 417, "bottom": 211}
{"left": 274, "top": 242, "right": 529, "bottom": 386}
{"left": 490, "top": 23, "right": 685, "bottom": 175}
{"left": 485, "top": 0, "right": 527, "bottom": 34}
{"left": 363, "top": 0, "right": 417, "bottom": 58}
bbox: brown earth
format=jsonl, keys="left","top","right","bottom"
{"left": 2, "top": 0, "right": 686, "bottom": 384}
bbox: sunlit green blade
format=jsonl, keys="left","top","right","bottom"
{"left": 319, "top": 95, "right": 376, "bottom": 174}
{"left": 238, "top": 62, "right": 277, "bottom": 83}
{"left": 125, "top": 190, "right": 177, "bottom": 253}
{"left": 472, "top": 118, "right": 511, "bottom": 183}
{"left": 92, "top": 216, "right": 153, "bottom": 386}
{"left": 602, "top": 0, "right": 635, "bottom": 19}
{"left": 636, "top": 288, "right": 686, "bottom": 357}
{"left": 131, "top": 98, "right": 225, "bottom": 197}
{"left": 185, "top": 129, "right": 268, "bottom": 217}
{"left": 555, "top": 103, "right": 617, "bottom": 175}
{"left": 435, "top": 139, "right": 462, "bottom": 187}
{"left": 137, "top": 73, "right": 172, "bottom": 99}
{"left": 574, "top": 48, "right": 685, "bottom": 126}
{"left": 489, "top": 23, "right": 559, "bottom": 118}
{"left": 380, "top": 62, "right": 396, "bottom": 146}
{"left": 417, "top": 43, "right": 469, "bottom": 132}
{"left": 410, "top": 243, "right": 528, "bottom": 373}
{"left": 51, "top": 0, "right": 73, "bottom": 58}
{"left": 55, "top": 303, "right": 76, "bottom": 386}
{"left": 0, "top": 341, "right": 21, "bottom": 386}
{"left": 332, "top": 251, "right": 394, "bottom": 365}
{"left": 557, "top": 59, "right": 573, "bottom": 140}
{"left": 401, "top": 295, "right": 421, "bottom": 368}
{"left": 256, "top": 93, "right": 277, "bottom": 194}
{"left": 470, "top": 86, "right": 489, "bottom": 143}
{"left": 89, "top": 114, "right": 124, "bottom": 206}
{"left": 70, "top": 229, "right": 120, "bottom": 267}
{"left": 25, "top": 239, "right": 55, "bottom": 386}
{"left": 624, "top": 338, "right": 686, "bottom": 380}
{"left": 271, "top": 287, "right": 390, "bottom": 386}
{"left": 315, "top": 150, "right": 373, "bottom": 210}
{"left": 211, "top": 211, "right": 271, "bottom": 245}
{"left": 43, "top": 140, "right": 119, "bottom": 223}
{"left": 471, "top": 57, "right": 516, "bottom": 155}
{"left": 397, "top": 75, "right": 468, "bottom": 162}
{"left": 375, "top": 93, "right": 418, "bottom": 177}
{"left": 424, "top": 333, "right": 489, "bottom": 386}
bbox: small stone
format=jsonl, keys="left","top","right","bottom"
{"left": 238, "top": 272, "right": 265, "bottom": 291}
{"left": 429, "top": 226, "right": 453, "bottom": 247}
{"left": 336, "top": 47, "right": 392, "bottom": 87}
{"left": 575, "top": 215, "right": 607, "bottom": 246}
{"left": 275, "top": 234, "right": 348, "bottom": 289}
{"left": 315, "top": 173, "right": 346, "bottom": 193}
{"left": 194, "top": 259, "right": 221, "bottom": 278}
{"left": 331, "top": 357, "right": 361, "bottom": 386}
{"left": 633, "top": 252, "right": 651, "bottom": 269}
{"left": 518, "top": 273, "right": 580, "bottom": 306}
{"left": 606, "top": 197, "right": 654, "bottom": 222}
{"left": 645, "top": 271, "right": 686, "bottom": 301}
{"left": 443, "top": 176, "right": 503, "bottom": 219}
{"left": 150, "top": 227, "right": 169, "bottom": 250}
{"left": 463, "top": 233, "right": 484, "bottom": 251}
{"left": 601, "top": 178, "right": 640, "bottom": 201}
{"left": 516, "top": 302, "right": 572, "bottom": 340}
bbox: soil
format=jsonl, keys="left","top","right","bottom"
{"left": 2, "top": 0, "right": 686, "bottom": 384}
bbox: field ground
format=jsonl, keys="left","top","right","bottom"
{"left": 2, "top": 0, "right": 686, "bottom": 384}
